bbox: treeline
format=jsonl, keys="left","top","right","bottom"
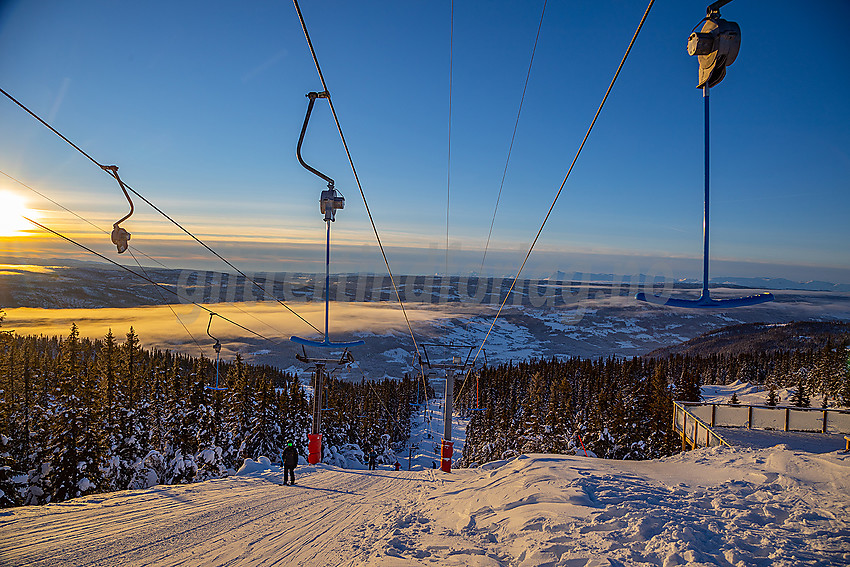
{"left": 0, "top": 321, "right": 424, "bottom": 508}
{"left": 457, "top": 341, "right": 850, "bottom": 467}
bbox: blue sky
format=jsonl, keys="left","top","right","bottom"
{"left": 1, "top": 0, "right": 848, "bottom": 283}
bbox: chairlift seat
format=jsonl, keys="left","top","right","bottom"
{"left": 291, "top": 335, "right": 365, "bottom": 348}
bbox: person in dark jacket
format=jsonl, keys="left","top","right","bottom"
{"left": 282, "top": 441, "right": 298, "bottom": 485}
{"left": 367, "top": 448, "right": 378, "bottom": 470}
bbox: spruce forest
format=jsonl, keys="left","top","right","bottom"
{"left": 455, "top": 341, "right": 850, "bottom": 466}
{"left": 1, "top": 311, "right": 848, "bottom": 509}
{"left": 0, "top": 319, "right": 422, "bottom": 508}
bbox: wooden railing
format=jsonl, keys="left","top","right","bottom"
{"left": 672, "top": 401, "right": 730, "bottom": 450}
{"left": 679, "top": 402, "right": 850, "bottom": 435}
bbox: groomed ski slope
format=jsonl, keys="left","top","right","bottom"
{"left": 2, "top": 444, "right": 848, "bottom": 566}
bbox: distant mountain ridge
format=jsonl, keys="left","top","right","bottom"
{"left": 646, "top": 321, "right": 850, "bottom": 358}
{"left": 546, "top": 270, "right": 850, "bottom": 292}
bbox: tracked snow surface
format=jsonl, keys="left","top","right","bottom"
{"left": 2, "top": 395, "right": 849, "bottom": 566}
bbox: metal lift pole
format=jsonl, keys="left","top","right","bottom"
{"left": 312, "top": 363, "right": 325, "bottom": 436}
{"left": 702, "top": 85, "right": 710, "bottom": 301}
{"left": 443, "top": 367, "right": 454, "bottom": 442}
{"left": 324, "top": 219, "right": 331, "bottom": 343}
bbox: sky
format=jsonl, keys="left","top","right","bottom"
{"left": 0, "top": 0, "right": 848, "bottom": 284}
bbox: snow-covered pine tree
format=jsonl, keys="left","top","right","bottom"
{"left": 765, "top": 384, "right": 779, "bottom": 406}
{"left": 789, "top": 368, "right": 811, "bottom": 407}
{"left": 674, "top": 365, "right": 702, "bottom": 403}
{"left": 165, "top": 363, "right": 200, "bottom": 484}
{"left": 840, "top": 350, "right": 850, "bottom": 407}
{"left": 518, "top": 371, "right": 546, "bottom": 454}
{"left": 229, "top": 354, "right": 254, "bottom": 467}
{"left": 195, "top": 378, "right": 228, "bottom": 481}
{"left": 281, "top": 371, "right": 310, "bottom": 459}
{"left": 0, "top": 323, "right": 29, "bottom": 507}
{"left": 111, "top": 328, "right": 146, "bottom": 490}
{"left": 75, "top": 337, "right": 108, "bottom": 498}
{"left": 240, "top": 376, "right": 281, "bottom": 463}
{"left": 47, "top": 324, "right": 87, "bottom": 502}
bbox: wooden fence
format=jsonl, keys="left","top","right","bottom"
{"left": 679, "top": 402, "right": 850, "bottom": 435}
{"left": 672, "top": 401, "right": 731, "bottom": 450}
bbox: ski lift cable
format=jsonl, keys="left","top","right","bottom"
{"left": 0, "top": 168, "right": 292, "bottom": 348}
{"left": 0, "top": 168, "right": 158, "bottom": 268}
{"left": 127, "top": 247, "right": 206, "bottom": 358}
{"left": 455, "top": 0, "right": 656, "bottom": 405}
{"left": 291, "top": 0, "right": 430, "bottom": 400}
{"left": 2, "top": 167, "right": 201, "bottom": 356}
{"left": 480, "top": 0, "right": 547, "bottom": 275}
{"left": 0, "top": 87, "right": 322, "bottom": 336}
{"left": 22, "top": 216, "right": 280, "bottom": 345}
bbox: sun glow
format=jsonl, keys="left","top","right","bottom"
{"left": 0, "top": 191, "right": 36, "bottom": 236}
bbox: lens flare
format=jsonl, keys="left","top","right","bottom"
{"left": 0, "top": 191, "right": 36, "bottom": 236}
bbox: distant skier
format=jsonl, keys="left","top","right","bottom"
{"left": 394, "top": 460, "right": 401, "bottom": 471}
{"left": 367, "top": 448, "right": 378, "bottom": 470}
{"left": 282, "top": 441, "right": 298, "bottom": 485}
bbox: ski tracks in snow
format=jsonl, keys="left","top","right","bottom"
{"left": 0, "top": 468, "right": 436, "bottom": 567}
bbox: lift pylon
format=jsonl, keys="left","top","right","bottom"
{"left": 419, "top": 343, "right": 479, "bottom": 472}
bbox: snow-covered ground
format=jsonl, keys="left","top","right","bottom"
{"left": 2, "top": 447, "right": 848, "bottom": 566}
{"left": 3, "top": 389, "right": 849, "bottom": 566}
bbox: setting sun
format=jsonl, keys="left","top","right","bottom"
{"left": 0, "top": 190, "right": 36, "bottom": 236}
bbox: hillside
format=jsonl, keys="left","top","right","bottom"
{"left": 646, "top": 321, "right": 850, "bottom": 358}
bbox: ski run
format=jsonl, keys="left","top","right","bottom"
{"left": 2, "top": 391, "right": 849, "bottom": 567}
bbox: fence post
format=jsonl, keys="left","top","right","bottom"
{"left": 748, "top": 405, "right": 753, "bottom": 429}
{"left": 822, "top": 409, "right": 828, "bottom": 434}
{"left": 711, "top": 404, "right": 716, "bottom": 427}
{"left": 784, "top": 407, "right": 789, "bottom": 432}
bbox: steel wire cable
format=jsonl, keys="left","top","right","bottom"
{"left": 126, "top": 247, "right": 206, "bottom": 358}
{"left": 23, "top": 216, "right": 280, "bottom": 345}
{"left": 291, "top": 0, "right": 430, "bottom": 401}
{"left": 455, "top": 0, "right": 656, "bottom": 404}
{"left": 0, "top": 168, "right": 296, "bottom": 344}
{"left": 0, "top": 86, "right": 321, "bottom": 335}
{"left": 480, "top": 0, "right": 547, "bottom": 275}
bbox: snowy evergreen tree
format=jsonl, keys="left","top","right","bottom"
{"left": 241, "top": 376, "right": 282, "bottom": 462}
{"left": 789, "top": 369, "right": 811, "bottom": 408}
{"left": 765, "top": 385, "right": 779, "bottom": 407}
{"left": 111, "top": 328, "right": 146, "bottom": 490}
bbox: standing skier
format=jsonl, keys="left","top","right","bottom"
{"left": 282, "top": 441, "right": 298, "bottom": 485}
{"left": 367, "top": 447, "right": 378, "bottom": 470}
